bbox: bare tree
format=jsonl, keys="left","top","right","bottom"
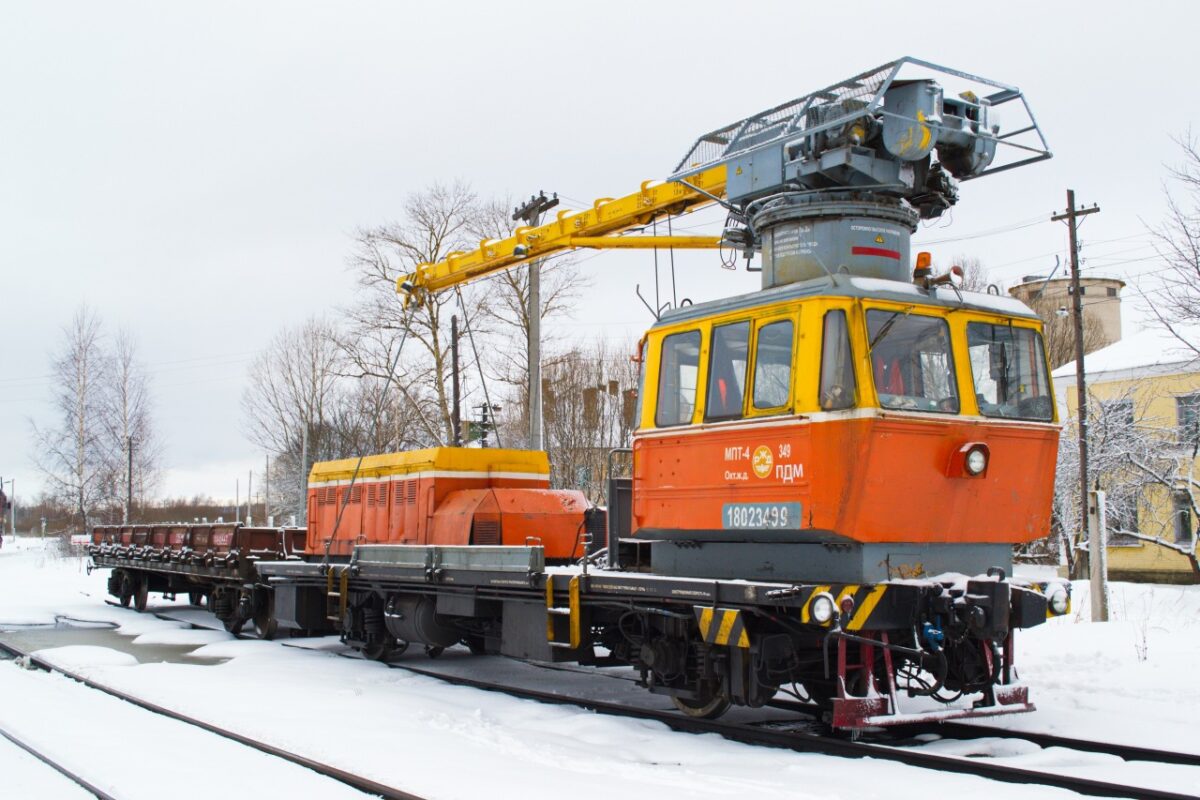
{"left": 1049, "top": 383, "right": 1200, "bottom": 578}
{"left": 1117, "top": 396, "right": 1200, "bottom": 578}
{"left": 1146, "top": 130, "right": 1200, "bottom": 356}
{"left": 1050, "top": 385, "right": 1146, "bottom": 574}
{"left": 469, "top": 197, "right": 588, "bottom": 432}
{"left": 952, "top": 254, "right": 992, "bottom": 294}
{"left": 343, "top": 182, "right": 496, "bottom": 446}
{"left": 1024, "top": 292, "right": 1108, "bottom": 369}
{"left": 101, "top": 329, "right": 162, "bottom": 519}
{"left": 242, "top": 317, "right": 344, "bottom": 517}
{"left": 31, "top": 306, "right": 111, "bottom": 531}
{"left": 537, "top": 339, "right": 640, "bottom": 501}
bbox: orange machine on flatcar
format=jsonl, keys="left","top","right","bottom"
{"left": 305, "top": 448, "right": 595, "bottom": 561}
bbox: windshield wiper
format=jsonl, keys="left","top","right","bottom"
{"left": 868, "top": 306, "right": 915, "bottom": 350}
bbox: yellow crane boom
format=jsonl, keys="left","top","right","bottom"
{"left": 397, "top": 165, "right": 727, "bottom": 303}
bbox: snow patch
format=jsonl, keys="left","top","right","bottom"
{"left": 33, "top": 645, "right": 139, "bottom": 668}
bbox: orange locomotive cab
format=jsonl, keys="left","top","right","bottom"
{"left": 630, "top": 275, "right": 1059, "bottom": 583}
{"left": 306, "top": 447, "right": 591, "bottom": 561}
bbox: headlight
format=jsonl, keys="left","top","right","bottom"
{"left": 810, "top": 592, "right": 836, "bottom": 625}
{"left": 1048, "top": 588, "right": 1069, "bottom": 615}
{"left": 965, "top": 447, "right": 988, "bottom": 475}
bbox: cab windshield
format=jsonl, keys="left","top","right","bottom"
{"left": 966, "top": 323, "right": 1053, "bottom": 421}
{"left": 867, "top": 310, "right": 959, "bottom": 413}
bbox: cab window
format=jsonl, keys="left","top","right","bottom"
{"left": 867, "top": 310, "right": 959, "bottom": 413}
{"left": 820, "top": 310, "right": 857, "bottom": 410}
{"left": 752, "top": 320, "right": 794, "bottom": 410}
{"left": 705, "top": 321, "right": 750, "bottom": 421}
{"left": 966, "top": 323, "right": 1053, "bottom": 421}
{"left": 655, "top": 330, "right": 701, "bottom": 427}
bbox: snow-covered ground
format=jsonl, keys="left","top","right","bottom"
{"left": 1, "top": 537, "right": 1197, "bottom": 799}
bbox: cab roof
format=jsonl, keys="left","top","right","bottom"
{"left": 652, "top": 275, "right": 1039, "bottom": 329}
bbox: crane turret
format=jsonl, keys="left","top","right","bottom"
{"left": 672, "top": 57, "right": 1049, "bottom": 289}
{"left": 397, "top": 57, "right": 1049, "bottom": 303}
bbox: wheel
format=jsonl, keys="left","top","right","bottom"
{"left": 363, "top": 636, "right": 401, "bottom": 662}
{"left": 133, "top": 577, "right": 149, "bottom": 612}
{"left": 424, "top": 645, "right": 445, "bottom": 659}
{"left": 253, "top": 591, "right": 277, "bottom": 641}
{"left": 671, "top": 691, "right": 732, "bottom": 720}
{"left": 188, "top": 590, "right": 204, "bottom": 607}
{"left": 223, "top": 615, "right": 246, "bottom": 635}
{"left": 464, "top": 636, "right": 487, "bottom": 656}
{"left": 119, "top": 591, "right": 132, "bottom": 608}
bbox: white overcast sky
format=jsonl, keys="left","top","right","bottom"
{"left": 3, "top": 1, "right": 1199, "bottom": 504}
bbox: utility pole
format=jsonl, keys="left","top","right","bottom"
{"left": 1051, "top": 190, "right": 1102, "bottom": 607}
{"left": 451, "top": 315, "right": 463, "bottom": 447}
{"left": 299, "top": 425, "right": 308, "bottom": 526}
{"left": 265, "top": 454, "right": 271, "bottom": 526}
{"left": 235, "top": 478, "right": 240, "bottom": 524}
{"left": 247, "top": 469, "right": 253, "bottom": 526}
{"left": 1087, "top": 488, "right": 1110, "bottom": 622}
{"left": 512, "top": 191, "right": 559, "bottom": 451}
{"left": 125, "top": 435, "right": 133, "bottom": 525}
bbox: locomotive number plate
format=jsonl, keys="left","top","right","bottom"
{"left": 722, "top": 502, "right": 802, "bottom": 530}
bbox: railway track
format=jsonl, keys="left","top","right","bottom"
{"left": 382, "top": 657, "right": 1199, "bottom": 800}
{"left": 0, "top": 638, "right": 425, "bottom": 800}
{"left": 522, "top": 657, "right": 1200, "bottom": 770}
{"left": 0, "top": 720, "right": 118, "bottom": 800}
{"left": 49, "top": 607, "right": 1200, "bottom": 799}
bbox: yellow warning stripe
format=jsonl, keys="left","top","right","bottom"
{"left": 835, "top": 584, "right": 860, "bottom": 611}
{"left": 568, "top": 576, "right": 581, "bottom": 649}
{"left": 693, "top": 607, "right": 750, "bottom": 649}
{"left": 846, "top": 585, "right": 887, "bottom": 631}
{"left": 715, "top": 609, "right": 737, "bottom": 644}
{"left": 545, "top": 575, "right": 556, "bottom": 641}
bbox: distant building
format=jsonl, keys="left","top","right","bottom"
{"left": 1053, "top": 328, "right": 1200, "bottom": 584}
{"left": 1010, "top": 276, "right": 1125, "bottom": 368}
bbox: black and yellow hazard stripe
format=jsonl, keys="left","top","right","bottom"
{"left": 693, "top": 607, "right": 750, "bottom": 648}
{"left": 800, "top": 583, "right": 889, "bottom": 630}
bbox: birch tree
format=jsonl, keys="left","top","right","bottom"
{"left": 101, "top": 329, "right": 162, "bottom": 518}
{"left": 31, "top": 307, "right": 111, "bottom": 531}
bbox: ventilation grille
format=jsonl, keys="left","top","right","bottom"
{"left": 393, "top": 480, "right": 418, "bottom": 506}
{"left": 472, "top": 520, "right": 501, "bottom": 546}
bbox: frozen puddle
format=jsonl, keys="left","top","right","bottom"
{"left": 0, "top": 620, "right": 230, "bottom": 666}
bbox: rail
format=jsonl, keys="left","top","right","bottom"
{"left": 0, "top": 638, "right": 426, "bottom": 800}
